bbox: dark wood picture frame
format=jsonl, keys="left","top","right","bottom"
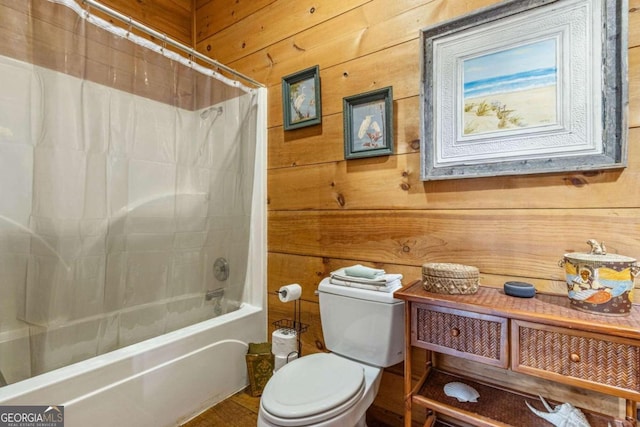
{"left": 282, "top": 65, "right": 321, "bottom": 130}
{"left": 343, "top": 86, "right": 394, "bottom": 160}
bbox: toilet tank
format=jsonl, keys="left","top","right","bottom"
{"left": 318, "top": 279, "right": 404, "bottom": 367}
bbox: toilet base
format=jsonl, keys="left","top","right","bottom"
{"left": 257, "top": 356, "right": 382, "bottom": 427}
{"left": 257, "top": 410, "right": 368, "bottom": 427}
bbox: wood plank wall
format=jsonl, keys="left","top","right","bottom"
{"left": 194, "top": 0, "right": 640, "bottom": 423}
{"left": 99, "top": 0, "right": 193, "bottom": 46}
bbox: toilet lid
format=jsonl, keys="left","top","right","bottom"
{"left": 261, "top": 353, "right": 365, "bottom": 421}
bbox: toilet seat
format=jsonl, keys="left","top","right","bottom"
{"left": 260, "top": 353, "right": 365, "bottom": 426}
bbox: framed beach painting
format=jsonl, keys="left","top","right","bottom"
{"left": 343, "top": 87, "right": 394, "bottom": 159}
{"left": 419, "top": 0, "right": 627, "bottom": 180}
{"left": 282, "top": 65, "right": 321, "bottom": 130}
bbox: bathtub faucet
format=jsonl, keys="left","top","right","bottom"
{"left": 205, "top": 288, "right": 225, "bottom": 301}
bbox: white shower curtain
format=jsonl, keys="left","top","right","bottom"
{"left": 0, "top": 0, "right": 260, "bottom": 384}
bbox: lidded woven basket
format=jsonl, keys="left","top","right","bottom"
{"left": 422, "top": 263, "right": 479, "bottom": 295}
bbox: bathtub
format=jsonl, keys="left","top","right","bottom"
{"left": 0, "top": 303, "right": 266, "bottom": 426}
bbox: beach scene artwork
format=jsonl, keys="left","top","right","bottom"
{"left": 463, "top": 39, "right": 558, "bottom": 136}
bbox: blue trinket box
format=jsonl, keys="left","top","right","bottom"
{"left": 503, "top": 281, "right": 536, "bottom": 298}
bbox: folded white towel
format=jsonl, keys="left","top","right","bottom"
{"left": 330, "top": 267, "right": 403, "bottom": 285}
{"left": 329, "top": 277, "right": 402, "bottom": 293}
{"left": 344, "top": 264, "right": 385, "bottom": 279}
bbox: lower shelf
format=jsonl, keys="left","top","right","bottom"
{"left": 414, "top": 368, "right": 628, "bottom": 427}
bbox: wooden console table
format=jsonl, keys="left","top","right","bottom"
{"left": 395, "top": 281, "right": 640, "bottom": 427}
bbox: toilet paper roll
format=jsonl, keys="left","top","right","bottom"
{"left": 278, "top": 284, "right": 302, "bottom": 303}
{"left": 272, "top": 328, "right": 297, "bottom": 356}
{"left": 274, "top": 352, "right": 298, "bottom": 372}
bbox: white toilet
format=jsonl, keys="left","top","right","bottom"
{"left": 258, "top": 278, "right": 405, "bottom": 427}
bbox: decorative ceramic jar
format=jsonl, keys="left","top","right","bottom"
{"left": 560, "top": 240, "right": 637, "bottom": 316}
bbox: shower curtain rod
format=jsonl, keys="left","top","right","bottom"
{"left": 80, "top": 0, "right": 265, "bottom": 88}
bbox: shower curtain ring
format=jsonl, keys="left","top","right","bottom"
{"left": 82, "top": 1, "right": 91, "bottom": 18}
{"left": 126, "top": 17, "right": 133, "bottom": 38}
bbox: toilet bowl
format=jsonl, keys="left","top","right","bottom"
{"left": 257, "top": 353, "right": 382, "bottom": 427}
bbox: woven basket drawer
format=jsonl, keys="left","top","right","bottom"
{"left": 412, "top": 303, "right": 508, "bottom": 368}
{"left": 512, "top": 320, "right": 640, "bottom": 399}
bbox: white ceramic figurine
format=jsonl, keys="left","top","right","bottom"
{"left": 525, "top": 396, "right": 591, "bottom": 427}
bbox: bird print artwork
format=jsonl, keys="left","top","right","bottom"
{"left": 345, "top": 88, "right": 392, "bottom": 158}
{"left": 289, "top": 79, "right": 316, "bottom": 123}
{"left": 357, "top": 115, "right": 373, "bottom": 139}
{"left": 293, "top": 92, "right": 305, "bottom": 117}
{"left": 354, "top": 103, "right": 384, "bottom": 149}
{"left": 366, "top": 120, "right": 382, "bottom": 146}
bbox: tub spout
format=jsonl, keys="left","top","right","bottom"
{"left": 205, "top": 288, "right": 225, "bottom": 301}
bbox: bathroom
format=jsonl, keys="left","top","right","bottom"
{"left": 0, "top": 0, "right": 639, "bottom": 426}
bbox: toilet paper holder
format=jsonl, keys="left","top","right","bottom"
{"left": 272, "top": 289, "right": 308, "bottom": 357}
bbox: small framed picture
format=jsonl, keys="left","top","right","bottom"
{"left": 282, "top": 65, "right": 321, "bottom": 130}
{"left": 343, "top": 86, "right": 394, "bottom": 159}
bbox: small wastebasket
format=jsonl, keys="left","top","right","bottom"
{"left": 245, "top": 342, "right": 274, "bottom": 397}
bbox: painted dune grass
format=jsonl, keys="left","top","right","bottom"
{"left": 463, "top": 85, "right": 557, "bottom": 135}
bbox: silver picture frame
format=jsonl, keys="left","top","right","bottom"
{"left": 420, "top": 0, "right": 628, "bottom": 180}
